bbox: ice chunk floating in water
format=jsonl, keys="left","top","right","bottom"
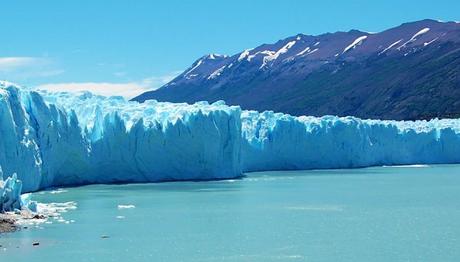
{"left": 1, "top": 81, "right": 460, "bottom": 192}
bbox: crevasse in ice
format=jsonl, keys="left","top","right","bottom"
{"left": 1, "top": 81, "right": 460, "bottom": 193}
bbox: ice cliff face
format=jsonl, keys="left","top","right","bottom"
{"left": 1, "top": 82, "right": 241, "bottom": 192}
{"left": 2, "top": 81, "right": 460, "bottom": 193}
{"left": 241, "top": 111, "right": 460, "bottom": 171}
{"left": 0, "top": 169, "right": 35, "bottom": 212}
{"left": 0, "top": 170, "right": 23, "bottom": 212}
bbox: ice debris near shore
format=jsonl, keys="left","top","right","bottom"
{"left": 0, "top": 167, "right": 36, "bottom": 212}
{"left": 2, "top": 81, "right": 460, "bottom": 192}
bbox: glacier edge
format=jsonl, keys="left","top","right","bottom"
{"left": 1, "top": 81, "right": 460, "bottom": 192}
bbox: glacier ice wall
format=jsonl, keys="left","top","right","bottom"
{"left": 0, "top": 167, "right": 37, "bottom": 212}
{"left": 0, "top": 169, "right": 23, "bottom": 212}
{"left": 241, "top": 111, "right": 460, "bottom": 171}
{"left": 1, "top": 82, "right": 241, "bottom": 192}
{"left": 1, "top": 81, "right": 460, "bottom": 193}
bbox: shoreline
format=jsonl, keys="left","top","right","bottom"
{"left": 0, "top": 214, "right": 18, "bottom": 233}
{"left": 0, "top": 211, "right": 46, "bottom": 234}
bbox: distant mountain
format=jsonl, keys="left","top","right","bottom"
{"left": 133, "top": 19, "right": 460, "bottom": 120}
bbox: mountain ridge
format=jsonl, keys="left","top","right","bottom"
{"left": 133, "top": 19, "right": 460, "bottom": 120}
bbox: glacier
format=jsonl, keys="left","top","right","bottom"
{"left": 0, "top": 171, "right": 23, "bottom": 212}
{"left": 0, "top": 168, "right": 36, "bottom": 212}
{"left": 1, "top": 81, "right": 460, "bottom": 193}
{"left": 241, "top": 111, "right": 460, "bottom": 171}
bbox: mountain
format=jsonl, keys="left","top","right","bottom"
{"left": 132, "top": 19, "right": 460, "bottom": 120}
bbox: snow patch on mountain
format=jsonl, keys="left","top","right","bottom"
{"left": 379, "top": 39, "right": 403, "bottom": 55}
{"left": 184, "top": 59, "right": 203, "bottom": 77}
{"left": 207, "top": 65, "right": 226, "bottom": 80}
{"left": 398, "top": 28, "right": 430, "bottom": 50}
{"left": 261, "top": 40, "right": 297, "bottom": 68}
{"left": 296, "top": 47, "right": 311, "bottom": 56}
{"left": 238, "top": 49, "right": 252, "bottom": 62}
{"left": 424, "top": 37, "right": 439, "bottom": 46}
{"left": 246, "top": 50, "right": 273, "bottom": 62}
{"left": 343, "top": 35, "right": 368, "bottom": 54}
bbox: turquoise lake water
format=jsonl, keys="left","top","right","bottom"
{"left": 1, "top": 165, "right": 460, "bottom": 261}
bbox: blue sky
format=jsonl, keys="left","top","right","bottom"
{"left": 1, "top": 0, "right": 459, "bottom": 97}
